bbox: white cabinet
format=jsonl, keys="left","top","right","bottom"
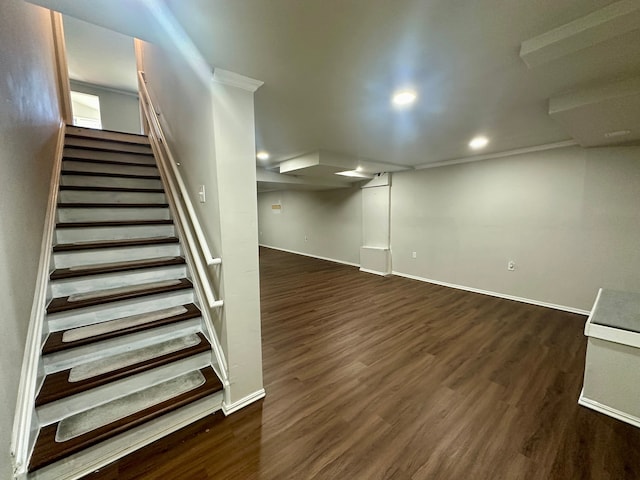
{"left": 580, "top": 288, "right": 640, "bottom": 427}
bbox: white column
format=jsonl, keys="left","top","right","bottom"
{"left": 211, "top": 69, "right": 265, "bottom": 413}
{"left": 360, "top": 173, "right": 392, "bottom": 275}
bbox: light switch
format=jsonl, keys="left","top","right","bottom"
{"left": 198, "top": 185, "right": 206, "bottom": 203}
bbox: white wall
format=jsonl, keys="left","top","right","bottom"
{"left": 0, "top": 1, "right": 61, "bottom": 478}
{"left": 140, "top": 34, "right": 264, "bottom": 406}
{"left": 392, "top": 146, "right": 640, "bottom": 311}
{"left": 69, "top": 80, "right": 141, "bottom": 134}
{"left": 258, "top": 188, "right": 362, "bottom": 265}
{"left": 258, "top": 146, "right": 640, "bottom": 312}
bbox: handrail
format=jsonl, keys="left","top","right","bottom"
{"left": 138, "top": 73, "right": 221, "bottom": 267}
{"left": 137, "top": 71, "right": 228, "bottom": 380}
{"left": 138, "top": 71, "right": 222, "bottom": 309}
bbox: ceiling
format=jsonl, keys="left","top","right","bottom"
{"left": 29, "top": 0, "right": 640, "bottom": 183}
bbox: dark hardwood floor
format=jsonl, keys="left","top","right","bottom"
{"left": 85, "top": 247, "right": 640, "bottom": 479}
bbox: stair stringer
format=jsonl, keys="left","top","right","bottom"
{"left": 10, "top": 122, "right": 65, "bottom": 480}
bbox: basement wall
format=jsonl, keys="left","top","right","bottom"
{"left": 69, "top": 80, "right": 141, "bottom": 134}
{"left": 257, "top": 145, "right": 640, "bottom": 312}
{"left": 0, "top": 1, "right": 61, "bottom": 477}
{"left": 258, "top": 188, "right": 362, "bottom": 266}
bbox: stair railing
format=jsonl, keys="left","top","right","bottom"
{"left": 137, "top": 70, "right": 229, "bottom": 383}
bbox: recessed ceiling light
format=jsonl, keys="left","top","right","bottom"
{"left": 256, "top": 151, "right": 270, "bottom": 161}
{"left": 469, "top": 136, "right": 489, "bottom": 150}
{"left": 392, "top": 89, "right": 417, "bottom": 107}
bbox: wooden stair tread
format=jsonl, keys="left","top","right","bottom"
{"left": 29, "top": 367, "right": 222, "bottom": 472}
{"left": 53, "top": 236, "right": 179, "bottom": 252}
{"left": 65, "top": 127, "right": 150, "bottom": 145}
{"left": 42, "top": 304, "right": 201, "bottom": 354}
{"left": 62, "top": 156, "right": 158, "bottom": 168}
{"left": 50, "top": 256, "right": 185, "bottom": 280}
{"left": 64, "top": 138, "right": 153, "bottom": 156}
{"left": 61, "top": 170, "right": 161, "bottom": 180}
{"left": 56, "top": 220, "right": 174, "bottom": 228}
{"left": 36, "top": 333, "right": 210, "bottom": 407}
{"left": 46, "top": 278, "right": 192, "bottom": 314}
{"left": 59, "top": 185, "right": 165, "bottom": 193}
{"left": 57, "top": 202, "right": 169, "bottom": 208}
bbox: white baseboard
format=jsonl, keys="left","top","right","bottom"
{"left": 392, "top": 270, "right": 590, "bottom": 316}
{"left": 222, "top": 388, "right": 266, "bottom": 416}
{"left": 359, "top": 267, "right": 390, "bottom": 276}
{"left": 579, "top": 390, "right": 640, "bottom": 428}
{"left": 258, "top": 245, "right": 589, "bottom": 316}
{"left": 259, "top": 244, "right": 359, "bottom": 268}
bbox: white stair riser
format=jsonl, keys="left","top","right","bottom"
{"left": 50, "top": 265, "right": 188, "bottom": 297}
{"left": 64, "top": 137, "right": 152, "bottom": 155}
{"left": 58, "top": 190, "right": 166, "bottom": 204}
{"left": 53, "top": 243, "right": 182, "bottom": 268}
{"left": 37, "top": 352, "right": 211, "bottom": 426}
{"left": 64, "top": 148, "right": 156, "bottom": 166}
{"left": 43, "top": 319, "right": 202, "bottom": 373}
{"left": 61, "top": 174, "right": 163, "bottom": 190}
{"left": 57, "top": 207, "right": 170, "bottom": 223}
{"left": 62, "top": 160, "right": 158, "bottom": 177}
{"left": 66, "top": 128, "right": 149, "bottom": 145}
{"left": 55, "top": 224, "right": 175, "bottom": 243}
{"left": 47, "top": 290, "right": 195, "bottom": 331}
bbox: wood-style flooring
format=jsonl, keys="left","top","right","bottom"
{"left": 85, "top": 247, "right": 640, "bottom": 479}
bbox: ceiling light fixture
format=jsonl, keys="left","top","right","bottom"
{"left": 604, "top": 129, "right": 631, "bottom": 138}
{"left": 256, "top": 151, "right": 270, "bottom": 161}
{"left": 469, "top": 136, "right": 489, "bottom": 150}
{"left": 392, "top": 89, "right": 417, "bottom": 108}
{"left": 335, "top": 170, "right": 373, "bottom": 178}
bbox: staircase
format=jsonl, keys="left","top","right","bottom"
{"left": 27, "top": 126, "right": 224, "bottom": 475}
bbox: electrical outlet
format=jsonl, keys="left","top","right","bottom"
{"left": 412, "top": 251, "right": 417, "bottom": 259}
{"left": 507, "top": 260, "right": 515, "bottom": 271}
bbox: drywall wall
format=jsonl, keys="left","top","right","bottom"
{"left": 392, "top": 145, "right": 640, "bottom": 311}
{"left": 0, "top": 1, "right": 61, "bottom": 478}
{"left": 69, "top": 80, "right": 141, "bottom": 134}
{"left": 258, "top": 188, "right": 362, "bottom": 265}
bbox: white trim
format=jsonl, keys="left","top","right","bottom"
{"left": 259, "top": 244, "right": 360, "bottom": 268}
{"left": 11, "top": 121, "right": 66, "bottom": 478}
{"left": 579, "top": 390, "right": 640, "bottom": 429}
{"left": 69, "top": 79, "right": 139, "bottom": 98}
{"left": 391, "top": 270, "right": 590, "bottom": 315}
{"left": 222, "top": 388, "right": 266, "bottom": 416}
{"left": 359, "top": 268, "right": 390, "bottom": 277}
{"left": 212, "top": 68, "right": 264, "bottom": 93}
{"left": 50, "top": 12, "right": 72, "bottom": 124}
{"left": 415, "top": 140, "right": 578, "bottom": 170}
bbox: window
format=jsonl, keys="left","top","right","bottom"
{"left": 70, "top": 91, "right": 102, "bottom": 129}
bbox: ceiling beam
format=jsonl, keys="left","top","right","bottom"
{"left": 520, "top": 0, "right": 640, "bottom": 68}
